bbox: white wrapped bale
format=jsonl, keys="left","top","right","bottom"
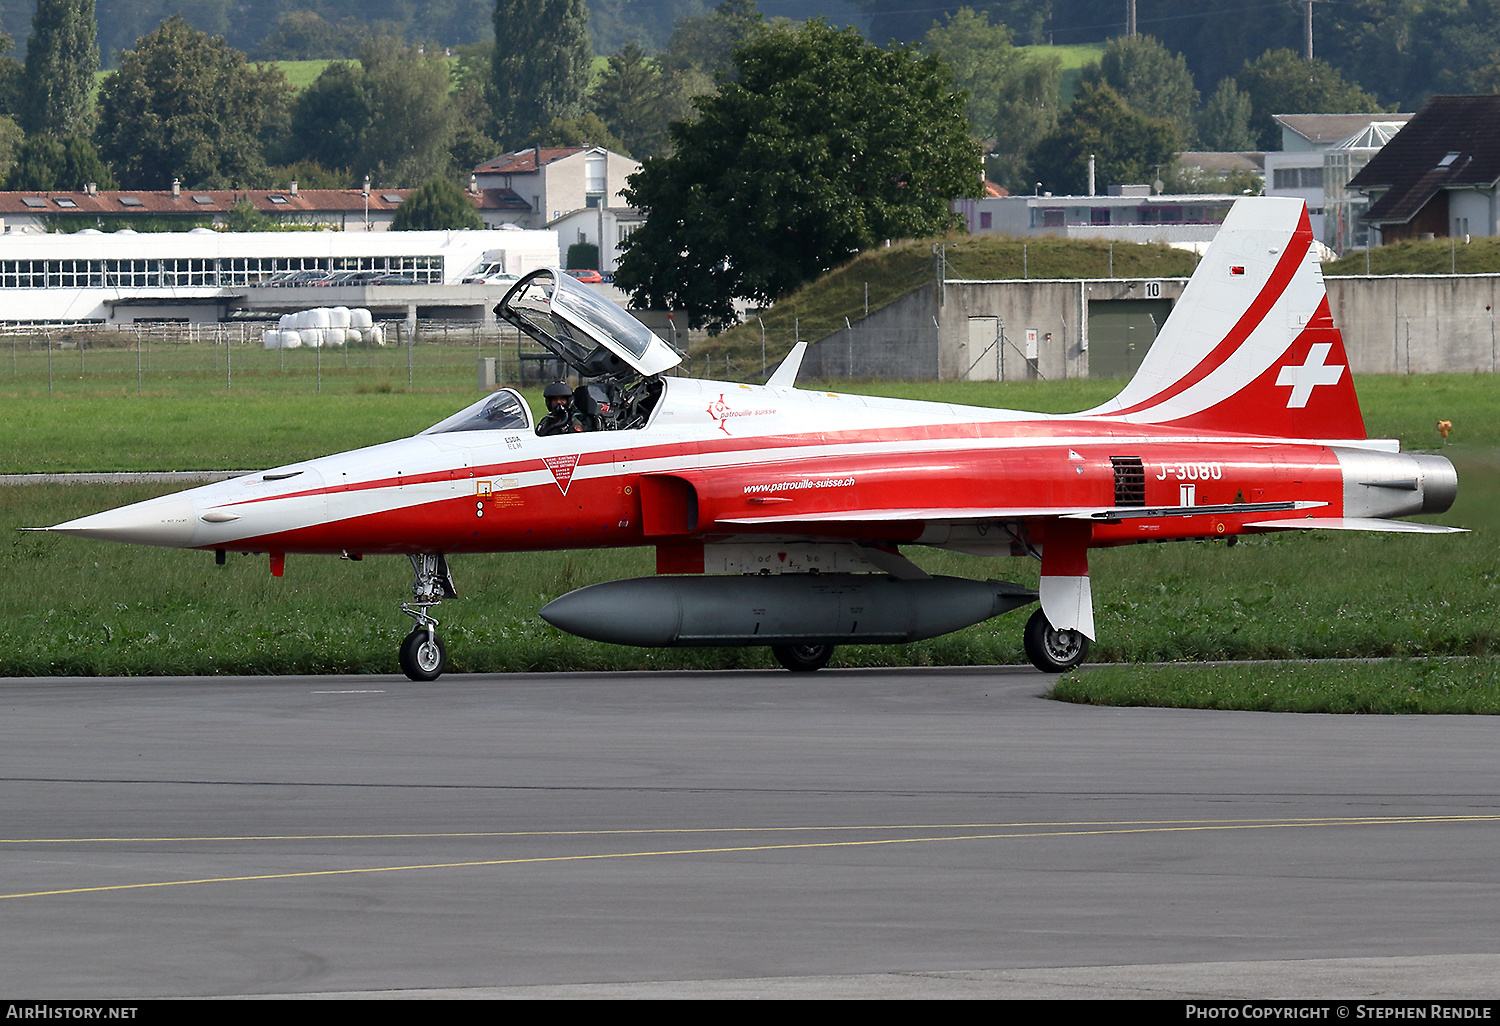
{"left": 350, "top": 307, "right": 373, "bottom": 330}
{"left": 330, "top": 306, "right": 351, "bottom": 328}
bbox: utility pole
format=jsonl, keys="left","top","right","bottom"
{"left": 1126, "top": 0, "right": 1136, "bottom": 37}
{"left": 1305, "top": 0, "right": 1314, "bottom": 60}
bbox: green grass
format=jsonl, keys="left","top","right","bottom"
{"left": 1051, "top": 659, "right": 1500, "bottom": 714}
{"left": 706, "top": 235, "right": 1199, "bottom": 371}
{"left": 1020, "top": 41, "right": 1105, "bottom": 104}
{"left": 1323, "top": 236, "right": 1500, "bottom": 275}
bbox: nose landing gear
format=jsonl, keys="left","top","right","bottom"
{"left": 400, "top": 553, "right": 456, "bottom": 681}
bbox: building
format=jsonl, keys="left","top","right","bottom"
{"left": 0, "top": 227, "right": 558, "bottom": 325}
{"left": 546, "top": 205, "right": 645, "bottom": 274}
{"left": 0, "top": 183, "right": 415, "bottom": 234}
{"left": 471, "top": 146, "right": 641, "bottom": 230}
{"left": 1349, "top": 95, "right": 1500, "bottom": 244}
{"left": 1263, "top": 113, "right": 1411, "bottom": 251}
{"left": 954, "top": 186, "right": 1238, "bottom": 246}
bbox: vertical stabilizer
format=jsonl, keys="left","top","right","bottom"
{"left": 1085, "top": 198, "right": 1365, "bottom": 440}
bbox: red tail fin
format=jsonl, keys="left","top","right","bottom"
{"left": 1086, "top": 198, "right": 1366, "bottom": 440}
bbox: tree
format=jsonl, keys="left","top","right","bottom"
{"left": 525, "top": 113, "right": 627, "bottom": 154}
{"left": 247, "top": 12, "right": 368, "bottom": 61}
{"left": 491, "top": 0, "right": 592, "bottom": 150}
{"left": 1236, "top": 49, "right": 1385, "bottom": 150}
{"left": 391, "top": 177, "right": 483, "bottom": 230}
{"left": 287, "top": 40, "right": 458, "bottom": 188}
{"left": 1195, "top": 78, "right": 1255, "bottom": 151}
{"left": 616, "top": 20, "right": 981, "bottom": 332}
{"left": 657, "top": 0, "right": 761, "bottom": 76}
{"left": 1080, "top": 35, "right": 1198, "bottom": 144}
{"left": 21, "top": 0, "right": 98, "bottom": 137}
{"left": 356, "top": 37, "right": 457, "bottom": 187}
{"left": 95, "top": 15, "right": 293, "bottom": 188}
{"left": 921, "top": 8, "right": 1060, "bottom": 194}
{"left": 1029, "top": 82, "right": 1178, "bottom": 196}
{"left": 4, "top": 134, "right": 115, "bottom": 190}
{"left": 592, "top": 42, "right": 666, "bottom": 158}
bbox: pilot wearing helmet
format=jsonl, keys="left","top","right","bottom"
{"left": 535, "top": 381, "right": 575, "bottom": 436}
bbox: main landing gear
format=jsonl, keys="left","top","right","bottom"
{"left": 1022, "top": 608, "right": 1090, "bottom": 673}
{"left": 399, "top": 553, "right": 456, "bottom": 681}
{"left": 772, "top": 642, "right": 835, "bottom": 673}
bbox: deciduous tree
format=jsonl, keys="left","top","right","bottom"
{"left": 491, "top": 0, "right": 592, "bottom": 150}
{"left": 1080, "top": 34, "right": 1198, "bottom": 144}
{"left": 94, "top": 15, "right": 292, "bottom": 188}
{"left": 1030, "top": 82, "right": 1178, "bottom": 196}
{"left": 21, "top": 0, "right": 98, "bottom": 137}
{"left": 391, "top": 176, "right": 483, "bottom": 229}
{"left": 616, "top": 20, "right": 980, "bottom": 332}
{"left": 1236, "top": 49, "right": 1385, "bottom": 150}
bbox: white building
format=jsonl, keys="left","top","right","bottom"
{"left": 472, "top": 146, "right": 640, "bottom": 230}
{"left": 0, "top": 227, "right": 558, "bottom": 324}
{"left": 1263, "top": 114, "right": 1411, "bottom": 251}
{"left": 954, "top": 186, "right": 1238, "bottom": 246}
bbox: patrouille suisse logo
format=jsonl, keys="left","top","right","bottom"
{"left": 542, "top": 454, "right": 580, "bottom": 494}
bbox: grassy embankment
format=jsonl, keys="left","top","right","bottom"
{"left": 703, "top": 236, "right": 1201, "bottom": 374}
{"left": 0, "top": 364, "right": 1494, "bottom": 700}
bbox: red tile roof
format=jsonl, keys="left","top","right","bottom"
{"left": 473, "top": 147, "right": 587, "bottom": 175}
{"left": 0, "top": 188, "right": 416, "bottom": 218}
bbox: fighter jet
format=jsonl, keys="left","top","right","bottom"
{"left": 44, "top": 198, "right": 1461, "bottom": 680}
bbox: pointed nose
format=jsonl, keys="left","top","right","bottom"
{"left": 47, "top": 493, "right": 199, "bottom": 547}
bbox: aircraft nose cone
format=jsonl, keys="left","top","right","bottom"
{"left": 46, "top": 493, "right": 199, "bottom": 547}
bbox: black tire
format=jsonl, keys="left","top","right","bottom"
{"left": 772, "top": 642, "right": 835, "bottom": 673}
{"left": 399, "top": 628, "right": 447, "bottom": 681}
{"left": 1023, "top": 608, "right": 1089, "bottom": 673}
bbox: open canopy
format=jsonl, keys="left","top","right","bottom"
{"left": 495, "top": 268, "right": 681, "bottom": 378}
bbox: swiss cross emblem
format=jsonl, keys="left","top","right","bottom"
{"left": 1275, "top": 343, "right": 1344, "bottom": 408}
{"left": 542, "top": 454, "right": 580, "bottom": 494}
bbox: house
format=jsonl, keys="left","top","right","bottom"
{"left": 471, "top": 146, "right": 641, "bottom": 230}
{"left": 1348, "top": 95, "right": 1500, "bottom": 244}
{"left": 0, "top": 182, "right": 415, "bottom": 233}
{"left": 1263, "top": 113, "right": 1411, "bottom": 250}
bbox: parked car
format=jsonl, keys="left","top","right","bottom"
{"left": 566, "top": 268, "right": 604, "bottom": 284}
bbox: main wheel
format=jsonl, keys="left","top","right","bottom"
{"left": 399, "top": 628, "right": 447, "bottom": 681}
{"left": 772, "top": 642, "right": 835, "bottom": 673}
{"left": 1023, "top": 608, "right": 1089, "bottom": 673}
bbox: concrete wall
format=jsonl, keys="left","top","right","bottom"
{"left": 803, "top": 274, "right": 1500, "bottom": 381}
{"left": 1327, "top": 275, "right": 1500, "bottom": 373}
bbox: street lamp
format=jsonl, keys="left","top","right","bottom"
{"left": 362, "top": 174, "right": 371, "bottom": 231}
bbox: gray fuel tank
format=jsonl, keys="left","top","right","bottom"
{"left": 540, "top": 573, "right": 1038, "bottom": 647}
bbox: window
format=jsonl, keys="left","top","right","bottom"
{"left": 21, "top": 197, "right": 45, "bottom": 208}
{"left": 53, "top": 198, "right": 77, "bottom": 209}
{"left": 119, "top": 196, "right": 143, "bottom": 207}
{"left": 192, "top": 195, "right": 213, "bottom": 205}
{"left": 268, "top": 195, "right": 288, "bottom": 205}
{"left": 381, "top": 194, "right": 403, "bottom": 204}
{"left": 979, "top": 211, "right": 992, "bottom": 229}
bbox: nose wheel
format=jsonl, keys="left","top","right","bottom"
{"left": 400, "top": 628, "right": 447, "bottom": 681}
{"left": 1023, "top": 608, "right": 1090, "bottom": 673}
{"left": 399, "top": 553, "right": 456, "bottom": 681}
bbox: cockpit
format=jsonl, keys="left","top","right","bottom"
{"left": 421, "top": 388, "right": 532, "bottom": 434}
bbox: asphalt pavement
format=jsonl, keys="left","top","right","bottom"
{"left": 2, "top": 665, "right": 1498, "bottom": 998}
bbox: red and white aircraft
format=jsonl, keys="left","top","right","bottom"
{"left": 46, "top": 198, "right": 1461, "bottom": 679}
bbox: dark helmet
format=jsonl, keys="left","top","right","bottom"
{"left": 543, "top": 381, "right": 572, "bottom": 401}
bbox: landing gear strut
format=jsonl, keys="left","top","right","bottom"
{"left": 772, "top": 642, "right": 835, "bottom": 673}
{"left": 400, "top": 553, "right": 456, "bottom": 681}
{"left": 1022, "top": 608, "right": 1089, "bottom": 673}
